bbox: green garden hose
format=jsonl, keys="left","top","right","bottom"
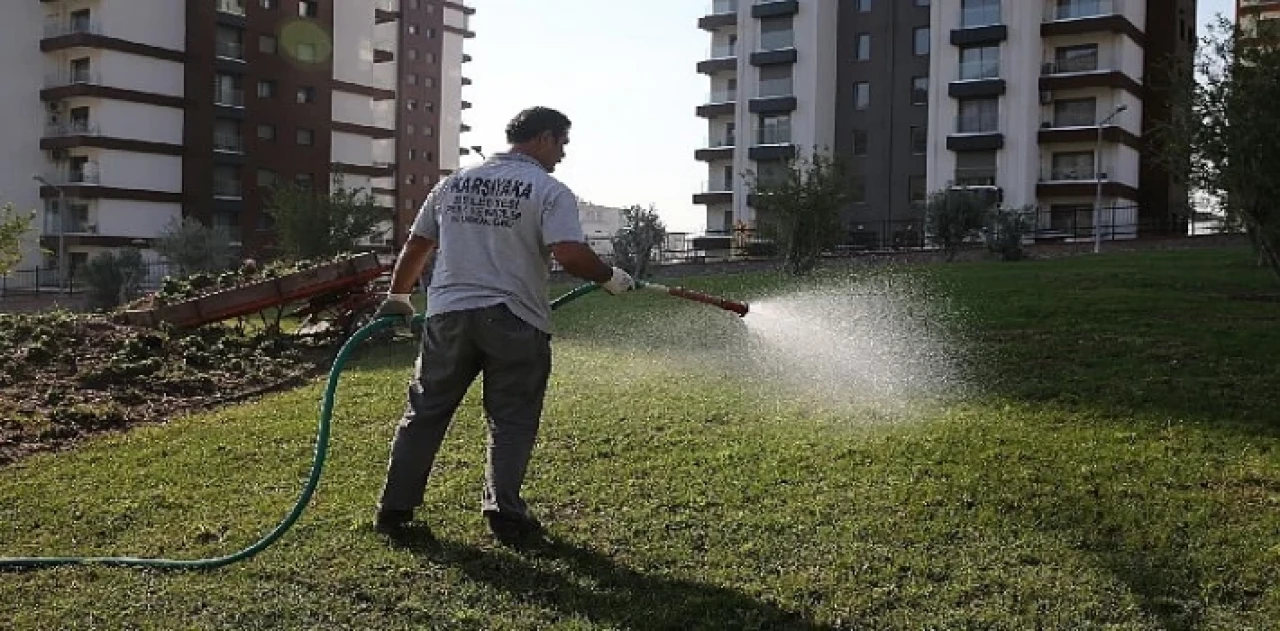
{"left": 0, "top": 280, "right": 745, "bottom": 570}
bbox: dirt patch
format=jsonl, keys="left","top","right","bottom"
{"left": 0, "top": 311, "right": 336, "bottom": 467}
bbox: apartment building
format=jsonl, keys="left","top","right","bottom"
{"left": 926, "top": 0, "right": 1196, "bottom": 240}
{"left": 1238, "top": 0, "right": 1280, "bottom": 34}
{"left": 0, "top": 0, "right": 471, "bottom": 280}
{"left": 693, "top": 0, "right": 838, "bottom": 234}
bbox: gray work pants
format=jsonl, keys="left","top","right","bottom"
{"left": 377, "top": 303, "right": 551, "bottom": 519}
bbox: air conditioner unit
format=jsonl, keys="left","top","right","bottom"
{"left": 1039, "top": 90, "right": 1054, "bottom": 105}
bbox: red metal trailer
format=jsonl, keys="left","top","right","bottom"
{"left": 120, "top": 252, "right": 391, "bottom": 334}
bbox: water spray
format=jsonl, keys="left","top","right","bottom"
{"left": 0, "top": 280, "right": 750, "bottom": 570}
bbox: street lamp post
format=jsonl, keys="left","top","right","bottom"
{"left": 32, "top": 175, "right": 68, "bottom": 292}
{"left": 1094, "top": 104, "right": 1128, "bottom": 254}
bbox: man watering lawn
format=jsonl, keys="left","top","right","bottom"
{"left": 371, "top": 106, "right": 635, "bottom": 545}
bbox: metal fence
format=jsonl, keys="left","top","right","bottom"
{"left": 0, "top": 261, "right": 180, "bottom": 297}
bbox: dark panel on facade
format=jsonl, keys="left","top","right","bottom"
{"left": 751, "top": 1, "right": 799, "bottom": 19}
{"left": 697, "top": 57, "right": 737, "bottom": 74}
{"left": 748, "top": 144, "right": 797, "bottom": 161}
{"left": 750, "top": 48, "right": 798, "bottom": 66}
{"left": 947, "top": 79, "right": 1006, "bottom": 98}
{"left": 946, "top": 134, "right": 1004, "bottom": 151}
{"left": 747, "top": 96, "right": 797, "bottom": 113}
{"left": 949, "top": 24, "right": 1008, "bottom": 47}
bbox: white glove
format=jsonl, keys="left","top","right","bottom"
{"left": 374, "top": 293, "right": 417, "bottom": 324}
{"left": 600, "top": 267, "right": 635, "bottom": 295}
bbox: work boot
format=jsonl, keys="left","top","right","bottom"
{"left": 372, "top": 508, "right": 414, "bottom": 534}
{"left": 484, "top": 510, "right": 545, "bottom": 546}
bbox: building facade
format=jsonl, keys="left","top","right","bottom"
{"left": 0, "top": 0, "right": 470, "bottom": 281}
{"left": 1238, "top": 0, "right": 1280, "bottom": 34}
{"left": 694, "top": 0, "right": 1196, "bottom": 245}
{"left": 693, "top": 0, "right": 838, "bottom": 235}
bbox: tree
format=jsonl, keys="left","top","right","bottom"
{"left": 1150, "top": 16, "right": 1280, "bottom": 281}
{"left": 984, "top": 204, "right": 1036, "bottom": 262}
{"left": 924, "top": 189, "right": 991, "bottom": 262}
{"left": 266, "top": 172, "right": 383, "bottom": 261}
{"left": 0, "top": 203, "right": 37, "bottom": 276}
{"left": 747, "top": 149, "right": 852, "bottom": 276}
{"left": 153, "top": 216, "right": 235, "bottom": 276}
{"left": 611, "top": 204, "right": 666, "bottom": 279}
{"left": 81, "top": 248, "right": 146, "bottom": 311}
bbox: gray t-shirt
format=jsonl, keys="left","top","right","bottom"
{"left": 410, "top": 152, "right": 586, "bottom": 333}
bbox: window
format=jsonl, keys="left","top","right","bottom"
{"left": 957, "top": 97, "right": 998, "bottom": 133}
{"left": 407, "top": 73, "right": 418, "bottom": 86}
{"left": 852, "top": 130, "right": 868, "bottom": 156}
{"left": 915, "top": 0, "right": 930, "bottom": 5}
{"left": 260, "top": 0, "right": 277, "bottom": 8}
{"left": 296, "top": 86, "right": 315, "bottom": 104}
{"left": 406, "top": 99, "right": 417, "bottom": 110}
{"left": 909, "top": 176, "right": 927, "bottom": 205}
{"left": 295, "top": 42, "right": 317, "bottom": 62}
{"left": 757, "top": 114, "right": 791, "bottom": 144}
{"left": 850, "top": 175, "right": 866, "bottom": 203}
{"left": 409, "top": 0, "right": 420, "bottom": 8}
{"left": 1053, "top": 44, "right": 1099, "bottom": 73}
{"left": 759, "top": 65, "right": 793, "bottom": 97}
{"left": 408, "top": 149, "right": 417, "bottom": 160}
{"left": 214, "top": 118, "right": 242, "bottom": 152}
{"left": 425, "top": 52, "right": 436, "bottom": 64}
{"left": 960, "top": 0, "right": 1001, "bottom": 28}
{"left": 423, "top": 125, "right": 434, "bottom": 137}
{"left": 257, "top": 79, "right": 276, "bottom": 98}
{"left": 296, "top": 128, "right": 314, "bottom": 145}
{"left": 853, "top": 82, "right": 870, "bottom": 110}
{"left": 295, "top": 173, "right": 314, "bottom": 188}
{"left": 910, "top": 126, "right": 927, "bottom": 154}
{"left": 213, "top": 165, "right": 242, "bottom": 198}
{"left": 911, "top": 77, "right": 928, "bottom": 105}
{"left": 299, "top": 1, "right": 318, "bottom": 18}
{"left": 1053, "top": 97, "right": 1096, "bottom": 127}
{"left": 408, "top": 48, "right": 418, "bottom": 60}
{"left": 408, "top": 24, "right": 419, "bottom": 34}
{"left": 959, "top": 45, "right": 1000, "bottom": 80}
{"left": 214, "top": 73, "right": 242, "bottom": 106}
{"left": 406, "top": 123, "right": 416, "bottom": 135}
{"left": 216, "top": 26, "right": 244, "bottom": 60}
{"left": 857, "top": 0, "right": 871, "bottom": 12}
{"left": 257, "top": 123, "right": 276, "bottom": 140}
{"left": 855, "top": 34, "right": 871, "bottom": 61}
{"left": 70, "top": 57, "right": 92, "bottom": 83}
{"left": 913, "top": 27, "right": 930, "bottom": 56}
{"left": 69, "top": 9, "right": 92, "bottom": 34}
{"left": 955, "top": 151, "right": 996, "bottom": 186}
{"left": 1051, "top": 151, "right": 1096, "bottom": 180}
{"left": 759, "top": 16, "right": 794, "bottom": 50}
{"left": 1050, "top": 204, "right": 1093, "bottom": 231}
{"left": 260, "top": 35, "right": 277, "bottom": 54}
{"left": 257, "top": 169, "right": 277, "bottom": 187}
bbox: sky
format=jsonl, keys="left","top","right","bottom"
{"left": 462, "top": 0, "right": 1238, "bottom": 235}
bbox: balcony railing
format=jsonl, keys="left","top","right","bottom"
{"left": 44, "top": 121, "right": 100, "bottom": 137}
{"left": 704, "top": 134, "right": 736, "bottom": 148}
{"left": 955, "top": 115, "right": 999, "bottom": 134}
{"left": 212, "top": 180, "right": 243, "bottom": 198}
{"left": 1044, "top": 0, "right": 1121, "bottom": 22}
{"left": 216, "top": 0, "right": 247, "bottom": 16}
{"left": 42, "top": 165, "right": 101, "bottom": 186}
{"left": 214, "top": 88, "right": 245, "bottom": 107}
{"left": 215, "top": 40, "right": 244, "bottom": 60}
{"left": 757, "top": 78, "right": 793, "bottom": 98}
{"left": 213, "top": 132, "right": 244, "bottom": 152}
{"left": 960, "top": 4, "right": 1002, "bottom": 28}
{"left": 708, "top": 43, "right": 737, "bottom": 59}
{"left": 958, "top": 59, "right": 1001, "bottom": 81}
{"left": 43, "top": 20, "right": 102, "bottom": 38}
{"left": 1040, "top": 165, "right": 1113, "bottom": 181}
{"left": 708, "top": 0, "right": 738, "bottom": 15}
{"left": 44, "top": 70, "right": 101, "bottom": 88}
{"left": 707, "top": 89, "right": 737, "bottom": 104}
{"left": 759, "top": 30, "right": 795, "bottom": 50}
{"left": 755, "top": 125, "right": 792, "bottom": 145}
{"left": 1041, "top": 51, "right": 1118, "bottom": 75}
{"left": 701, "top": 180, "right": 733, "bottom": 193}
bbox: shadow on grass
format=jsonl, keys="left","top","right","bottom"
{"left": 398, "top": 533, "right": 834, "bottom": 630}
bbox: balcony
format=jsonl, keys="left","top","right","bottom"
{"left": 699, "top": 0, "right": 738, "bottom": 31}
{"left": 212, "top": 179, "right": 242, "bottom": 199}
{"left": 1038, "top": 119, "right": 1139, "bottom": 147}
{"left": 1041, "top": 0, "right": 1141, "bottom": 43}
{"left": 947, "top": 115, "right": 1003, "bottom": 151}
{"left": 697, "top": 89, "right": 737, "bottom": 118}
{"left": 693, "top": 179, "right": 733, "bottom": 206}
{"left": 695, "top": 134, "right": 736, "bottom": 161}
{"left": 213, "top": 132, "right": 244, "bottom": 153}
{"left": 749, "top": 125, "right": 795, "bottom": 160}
{"left": 1039, "top": 56, "right": 1141, "bottom": 96}
{"left": 44, "top": 121, "right": 100, "bottom": 137}
{"left": 750, "top": 79, "right": 796, "bottom": 113}
{"left": 698, "top": 43, "right": 737, "bottom": 74}
{"left": 958, "top": 59, "right": 1001, "bottom": 81}
{"left": 44, "top": 70, "right": 101, "bottom": 89}
{"left": 215, "top": 40, "right": 245, "bottom": 61}
{"left": 42, "top": 19, "right": 102, "bottom": 38}
{"left": 758, "top": 30, "right": 795, "bottom": 51}
{"left": 752, "top": 0, "right": 799, "bottom": 19}
{"left": 214, "top": 88, "right": 245, "bottom": 107}
{"left": 216, "top": 0, "right": 246, "bottom": 16}
{"left": 41, "top": 164, "right": 102, "bottom": 186}
{"left": 1040, "top": 165, "right": 1111, "bottom": 182}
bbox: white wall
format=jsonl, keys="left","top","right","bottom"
{"left": 1, "top": 2, "right": 53, "bottom": 270}
{"left": 439, "top": 17, "right": 467, "bottom": 173}
{"left": 97, "top": 0, "right": 186, "bottom": 51}
{"left": 95, "top": 199, "right": 181, "bottom": 238}
{"left": 75, "top": 149, "right": 182, "bottom": 193}
{"left": 332, "top": 131, "right": 375, "bottom": 166}
{"left": 333, "top": 90, "right": 376, "bottom": 127}
{"left": 76, "top": 99, "right": 185, "bottom": 144}
{"left": 333, "top": 0, "right": 378, "bottom": 87}
{"left": 44, "top": 49, "right": 184, "bottom": 97}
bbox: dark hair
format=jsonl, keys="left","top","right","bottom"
{"left": 505, "top": 107, "right": 571, "bottom": 144}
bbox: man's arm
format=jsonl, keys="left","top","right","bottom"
{"left": 389, "top": 235, "right": 438, "bottom": 293}
{"left": 549, "top": 241, "right": 611, "bottom": 283}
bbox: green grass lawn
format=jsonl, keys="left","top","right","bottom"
{"left": 2, "top": 247, "right": 1278, "bottom": 629}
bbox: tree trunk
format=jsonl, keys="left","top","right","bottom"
{"left": 1256, "top": 229, "right": 1280, "bottom": 284}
